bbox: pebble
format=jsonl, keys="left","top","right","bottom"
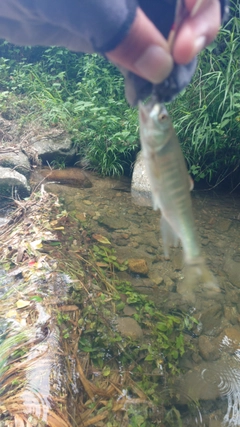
{"left": 128, "top": 258, "right": 149, "bottom": 275}
{"left": 123, "top": 305, "right": 137, "bottom": 316}
{"left": 148, "top": 271, "right": 163, "bottom": 286}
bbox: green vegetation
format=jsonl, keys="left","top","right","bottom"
{"left": 0, "top": 0, "right": 239, "bottom": 184}
{"left": 168, "top": 5, "right": 240, "bottom": 185}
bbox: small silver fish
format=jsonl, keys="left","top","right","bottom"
{"left": 139, "top": 100, "right": 220, "bottom": 302}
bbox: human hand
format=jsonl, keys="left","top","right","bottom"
{"left": 106, "top": 0, "right": 221, "bottom": 85}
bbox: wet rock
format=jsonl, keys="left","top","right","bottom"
{"left": 200, "top": 304, "right": 223, "bottom": 336}
{"left": 198, "top": 335, "right": 220, "bottom": 361}
{"left": 174, "top": 367, "right": 220, "bottom": 403}
{"left": 98, "top": 215, "right": 129, "bottom": 230}
{"left": 36, "top": 168, "right": 92, "bottom": 188}
{"left": 134, "top": 232, "right": 159, "bottom": 249}
{"left": 223, "top": 258, "right": 240, "bottom": 287}
{"left": 0, "top": 167, "right": 30, "bottom": 198}
{"left": 148, "top": 271, "right": 163, "bottom": 286}
{"left": 131, "top": 278, "right": 155, "bottom": 295}
{"left": 216, "top": 219, "right": 232, "bottom": 233}
{"left": 129, "top": 241, "right": 139, "bottom": 248}
{"left": 75, "top": 212, "right": 87, "bottom": 222}
{"left": 163, "top": 276, "right": 174, "bottom": 290}
{"left": 115, "top": 238, "right": 128, "bottom": 246}
{"left": 128, "top": 258, "right": 149, "bottom": 275}
{"left": 116, "top": 317, "right": 143, "bottom": 340}
{"left": 172, "top": 252, "right": 183, "bottom": 270}
{"left": 131, "top": 151, "right": 152, "bottom": 207}
{"left": 123, "top": 305, "right": 137, "bottom": 316}
{"left": 224, "top": 305, "right": 238, "bottom": 324}
{"left": 217, "top": 327, "right": 240, "bottom": 352}
{"left": 31, "top": 133, "right": 76, "bottom": 165}
{"left": 0, "top": 150, "right": 31, "bottom": 177}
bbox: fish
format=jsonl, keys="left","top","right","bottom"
{"left": 138, "top": 99, "right": 220, "bottom": 303}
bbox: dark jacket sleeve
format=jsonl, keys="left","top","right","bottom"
{"left": 0, "top": 0, "right": 229, "bottom": 105}
{"left": 0, "top": 0, "right": 137, "bottom": 53}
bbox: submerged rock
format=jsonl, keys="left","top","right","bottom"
{"left": 98, "top": 215, "right": 129, "bottom": 230}
{"left": 128, "top": 258, "right": 149, "bottom": 275}
{"left": 198, "top": 335, "right": 221, "bottom": 361}
{"left": 31, "top": 168, "right": 92, "bottom": 188}
{"left": 223, "top": 257, "right": 240, "bottom": 287}
{"left": 116, "top": 317, "right": 143, "bottom": 339}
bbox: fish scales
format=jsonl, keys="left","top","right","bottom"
{"left": 139, "top": 100, "right": 220, "bottom": 302}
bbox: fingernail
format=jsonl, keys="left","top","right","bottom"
{"left": 134, "top": 45, "right": 173, "bottom": 84}
{"left": 194, "top": 36, "right": 206, "bottom": 54}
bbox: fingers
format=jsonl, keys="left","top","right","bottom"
{"left": 106, "top": 0, "right": 221, "bottom": 84}
{"left": 173, "top": 0, "right": 221, "bottom": 63}
{"left": 106, "top": 7, "right": 173, "bottom": 84}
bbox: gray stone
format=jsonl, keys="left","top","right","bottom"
{"left": 31, "top": 133, "right": 76, "bottom": 165}
{"left": 131, "top": 151, "right": 152, "bottom": 207}
{"left": 0, "top": 150, "right": 31, "bottom": 177}
{"left": 0, "top": 167, "right": 30, "bottom": 198}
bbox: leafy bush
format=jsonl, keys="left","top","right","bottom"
{"left": 0, "top": 47, "right": 139, "bottom": 176}
{"left": 168, "top": 1, "right": 240, "bottom": 185}
{"left": 0, "top": 0, "right": 239, "bottom": 182}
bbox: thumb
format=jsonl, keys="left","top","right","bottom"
{"left": 106, "top": 7, "right": 173, "bottom": 84}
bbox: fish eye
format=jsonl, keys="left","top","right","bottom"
{"left": 158, "top": 113, "right": 167, "bottom": 121}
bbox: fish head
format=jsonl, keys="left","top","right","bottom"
{"left": 139, "top": 101, "right": 172, "bottom": 150}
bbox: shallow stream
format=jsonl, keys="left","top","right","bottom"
{"left": 2, "top": 170, "right": 240, "bottom": 427}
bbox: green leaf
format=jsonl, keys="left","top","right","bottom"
{"left": 157, "top": 322, "right": 168, "bottom": 332}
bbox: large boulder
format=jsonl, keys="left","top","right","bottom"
{"left": 30, "top": 133, "right": 77, "bottom": 165}
{"left": 131, "top": 151, "right": 152, "bottom": 207}
{"left": 0, "top": 149, "right": 31, "bottom": 177}
{"left": 0, "top": 167, "right": 30, "bottom": 198}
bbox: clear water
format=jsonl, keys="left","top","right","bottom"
{"left": 2, "top": 170, "right": 240, "bottom": 426}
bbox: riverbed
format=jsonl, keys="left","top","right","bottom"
{"left": 2, "top": 170, "right": 240, "bottom": 427}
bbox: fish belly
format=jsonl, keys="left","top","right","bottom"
{"left": 143, "top": 139, "right": 220, "bottom": 303}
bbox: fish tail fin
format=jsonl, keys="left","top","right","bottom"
{"left": 178, "top": 258, "right": 221, "bottom": 304}
{"left": 160, "top": 215, "right": 179, "bottom": 258}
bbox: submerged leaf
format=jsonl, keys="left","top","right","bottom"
{"left": 92, "top": 234, "right": 111, "bottom": 244}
